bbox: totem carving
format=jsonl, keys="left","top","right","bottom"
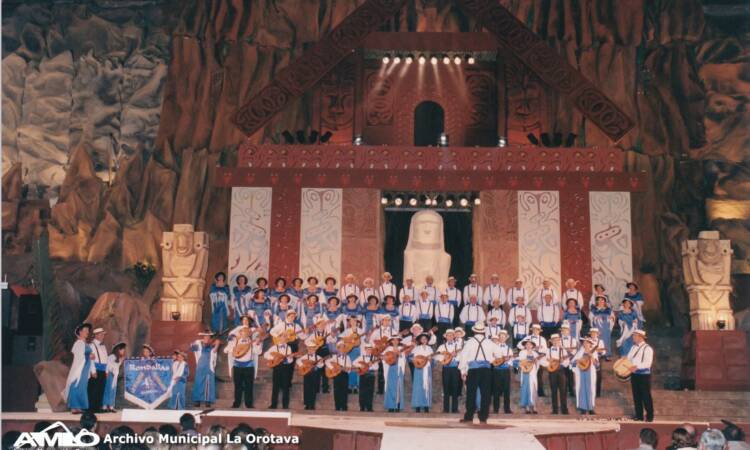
{"left": 681, "top": 231, "right": 734, "bottom": 330}
{"left": 160, "top": 224, "right": 209, "bottom": 321}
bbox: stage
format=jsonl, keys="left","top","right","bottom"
{"left": 7, "top": 409, "right": 747, "bottom": 450}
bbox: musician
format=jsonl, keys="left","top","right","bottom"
{"left": 168, "top": 350, "right": 188, "bottom": 410}
{"left": 399, "top": 276, "right": 417, "bottom": 306}
{"left": 191, "top": 331, "right": 219, "bottom": 408}
{"left": 411, "top": 333, "right": 434, "bottom": 413}
{"left": 363, "top": 295, "right": 382, "bottom": 332}
{"left": 506, "top": 278, "right": 527, "bottom": 307}
{"left": 516, "top": 337, "right": 542, "bottom": 414}
{"left": 381, "top": 295, "right": 400, "bottom": 320}
{"left": 589, "top": 296, "right": 614, "bottom": 361}
{"left": 538, "top": 292, "right": 562, "bottom": 340}
{"left": 209, "top": 272, "right": 231, "bottom": 333}
{"left": 572, "top": 337, "right": 599, "bottom": 415}
{"left": 483, "top": 273, "right": 507, "bottom": 307}
{"left": 458, "top": 323, "right": 495, "bottom": 423}
{"left": 353, "top": 343, "right": 379, "bottom": 412}
{"left": 359, "top": 277, "right": 378, "bottom": 308}
{"left": 398, "top": 293, "right": 418, "bottom": 332}
{"left": 341, "top": 273, "right": 361, "bottom": 302}
{"left": 509, "top": 297, "right": 532, "bottom": 345}
{"left": 518, "top": 324, "right": 548, "bottom": 397}
{"left": 463, "top": 274, "right": 482, "bottom": 309}
{"left": 328, "top": 341, "right": 353, "bottom": 411}
{"left": 232, "top": 275, "right": 253, "bottom": 326}
{"left": 416, "top": 289, "right": 436, "bottom": 330}
{"left": 459, "top": 294, "right": 485, "bottom": 337}
{"left": 64, "top": 323, "right": 95, "bottom": 414}
{"left": 617, "top": 298, "right": 640, "bottom": 356}
{"left": 445, "top": 277, "right": 463, "bottom": 327}
{"left": 626, "top": 329, "right": 654, "bottom": 422}
{"left": 341, "top": 315, "right": 365, "bottom": 393}
{"left": 322, "top": 277, "right": 339, "bottom": 301}
{"left": 225, "top": 315, "right": 263, "bottom": 408}
{"left": 538, "top": 279, "right": 560, "bottom": 306}
{"left": 624, "top": 282, "right": 646, "bottom": 326}
{"left": 560, "top": 323, "right": 578, "bottom": 397}
{"left": 297, "top": 336, "right": 325, "bottom": 410}
{"left": 382, "top": 336, "right": 407, "bottom": 412}
{"left": 264, "top": 328, "right": 296, "bottom": 409}
{"left": 563, "top": 298, "right": 583, "bottom": 339}
{"left": 490, "top": 330, "right": 513, "bottom": 415}
{"left": 543, "top": 334, "right": 569, "bottom": 415}
{"left": 378, "top": 272, "right": 397, "bottom": 302}
{"left": 435, "top": 329, "right": 461, "bottom": 413}
{"left": 421, "top": 275, "right": 440, "bottom": 302}
{"left": 88, "top": 327, "right": 108, "bottom": 412}
{"left": 487, "top": 298, "right": 507, "bottom": 329}
{"left": 588, "top": 327, "right": 607, "bottom": 397}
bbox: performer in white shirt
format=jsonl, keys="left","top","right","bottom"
{"left": 482, "top": 274, "right": 506, "bottom": 307}
{"left": 378, "top": 272, "right": 397, "bottom": 302}
{"left": 458, "top": 323, "right": 497, "bottom": 424}
{"left": 538, "top": 279, "right": 560, "bottom": 306}
{"left": 626, "top": 329, "right": 654, "bottom": 422}
{"left": 459, "top": 295, "right": 486, "bottom": 337}
{"left": 462, "top": 274, "right": 482, "bottom": 309}
{"left": 506, "top": 278, "right": 527, "bottom": 307}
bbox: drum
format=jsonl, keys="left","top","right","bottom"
{"left": 613, "top": 357, "right": 635, "bottom": 382}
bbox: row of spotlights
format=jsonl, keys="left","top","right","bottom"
{"left": 382, "top": 54, "right": 476, "bottom": 65}
{"left": 381, "top": 194, "right": 481, "bottom": 207}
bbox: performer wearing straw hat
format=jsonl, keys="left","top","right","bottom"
{"left": 627, "top": 329, "right": 654, "bottom": 422}
{"left": 435, "top": 329, "right": 462, "bottom": 413}
{"left": 459, "top": 322, "right": 495, "bottom": 423}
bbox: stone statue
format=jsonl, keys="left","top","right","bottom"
{"left": 160, "top": 224, "right": 209, "bottom": 321}
{"left": 403, "top": 210, "right": 451, "bottom": 290}
{"left": 681, "top": 231, "right": 734, "bottom": 330}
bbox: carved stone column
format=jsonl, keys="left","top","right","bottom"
{"left": 160, "top": 224, "right": 209, "bottom": 321}
{"left": 681, "top": 230, "right": 734, "bottom": 330}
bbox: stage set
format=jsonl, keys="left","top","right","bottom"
{"left": 3, "top": 0, "right": 750, "bottom": 449}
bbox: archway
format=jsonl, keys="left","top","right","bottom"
{"left": 413, "top": 101, "right": 445, "bottom": 146}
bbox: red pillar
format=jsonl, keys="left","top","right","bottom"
{"left": 559, "top": 190, "right": 592, "bottom": 302}
{"left": 269, "top": 184, "right": 301, "bottom": 279}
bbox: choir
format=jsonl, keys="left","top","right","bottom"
{"left": 62, "top": 273, "right": 654, "bottom": 422}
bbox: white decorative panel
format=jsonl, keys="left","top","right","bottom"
{"left": 590, "top": 191, "right": 633, "bottom": 308}
{"left": 299, "top": 188, "right": 343, "bottom": 282}
{"left": 517, "top": 191, "right": 561, "bottom": 306}
{"left": 228, "top": 187, "right": 272, "bottom": 288}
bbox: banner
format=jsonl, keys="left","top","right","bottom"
{"left": 123, "top": 357, "right": 173, "bottom": 409}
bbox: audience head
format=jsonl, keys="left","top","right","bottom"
{"left": 699, "top": 428, "right": 727, "bottom": 450}
{"left": 179, "top": 413, "right": 196, "bottom": 431}
{"left": 639, "top": 428, "right": 658, "bottom": 448}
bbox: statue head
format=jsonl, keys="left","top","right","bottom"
{"left": 406, "top": 210, "right": 445, "bottom": 251}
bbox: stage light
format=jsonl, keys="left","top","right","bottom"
{"left": 393, "top": 55, "right": 401, "bottom": 64}
{"left": 409, "top": 197, "right": 418, "bottom": 207}
{"left": 497, "top": 136, "right": 507, "bottom": 147}
{"left": 320, "top": 131, "right": 333, "bottom": 143}
{"left": 405, "top": 54, "right": 414, "bottom": 64}
{"left": 467, "top": 55, "right": 476, "bottom": 64}
{"left": 438, "top": 132, "right": 449, "bottom": 147}
{"left": 353, "top": 134, "right": 363, "bottom": 146}
{"left": 459, "top": 197, "right": 469, "bottom": 207}
{"left": 418, "top": 54, "right": 426, "bottom": 65}
{"left": 394, "top": 196, "right": 404, "bottom": 206}
{"left": 443, "top": 55, "right": 451, "bottom": 65}
{"left": 430, "top": 56, "right": 438, "bottom": 65}
{"left": 382, "top": 54, "right": 390, "bottom": 64}
{"left": 454, "top": 56, "right": 462, "bottom": 65}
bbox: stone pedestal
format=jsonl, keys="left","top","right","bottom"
{"left": 681, "top": 330, "right": 750, "bottom": 391}
{"left": 159, "top": 224, "right": 209, "bottom": 321}
{"left": 681, "top": 231, "right": 735, "bottom": 330}
{"left": 149, "top": 320, "right": 205, "bottom": 381}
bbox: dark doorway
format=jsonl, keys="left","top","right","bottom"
{"left": 414, "top": 101, "right": 445, "bottom": 146}
{"left": 384, "top": 210, "right": 473, "bottom": 291}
